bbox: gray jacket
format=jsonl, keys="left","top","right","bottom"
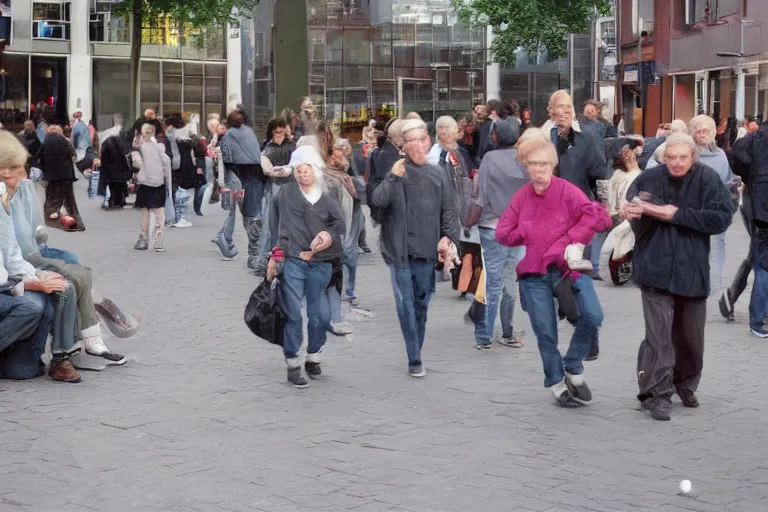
{"left": 371, "top": 161, "right": 460, "bottom": 266}
{"left": 269, "top": 181, "right": 346, "bottom": 262}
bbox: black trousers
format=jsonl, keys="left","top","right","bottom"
{"left": 637, "top": 288, "right": 706, "bottom": 403}
{"left": 108, "top": 182, "right": 128, "bottom": 207}
{"left": 44, "top": 180, "right": 79, "bottom": 217}
{"left": 727, "top": 204, "right": 754, "bottom": 304}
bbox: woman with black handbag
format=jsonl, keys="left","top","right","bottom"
{"left": 268, "top": 159, "right": 345, "bottom": 388}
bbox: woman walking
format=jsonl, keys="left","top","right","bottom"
{"left": 133, "top": 124, "right": 172, "bottom": 252}
{"left": 268, "top": 160, "right": 345, "bottom": 388}
{"left": 214, "top": 109, "right": 265, "bottom": 268}
{"left": 495, "top": 138, "right": 611, "bottom": 406}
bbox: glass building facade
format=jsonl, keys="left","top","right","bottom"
{"left": 0, "top": 0, "right": 229, "bottom": 132}
{"left": 241, "top": 0, "right": 486, "bottom": 139}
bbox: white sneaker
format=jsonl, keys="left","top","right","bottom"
{"left": 84, "top": 337, "right": 127, "bottom": 366}
{"left": 329, "top": 321, "right": 354, "bottom": 336}
{"left": 550, "top": 379, "right": 576, "bottom": 406}
{"left": 565, "top": 371, "right": 592, "bottom": 402}
{"left": 173, "top": 218, "right": 193, "bottom": 228}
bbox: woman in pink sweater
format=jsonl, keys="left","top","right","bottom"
{"left": 495, "top": 138, "right": 612, "bottom": 407}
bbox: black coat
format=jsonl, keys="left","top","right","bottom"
{"left": 553, "top": 128, "right": 609, "bottom": 200}
{"left": 731, "top": 122, "right": 768, "bottom": 226}
{"left": 627, "top": 161, "right": 735, "bottom": 299}
{"left": 366, "top": 141, "right": 401, "bottom": 222}
{"left": 39, "top": 134, "right": 76, "bottom": 182}
{"left": 100, "top": 135, "right": 133, "bottom": 182}
{"left": 262, "top": 139, "right": 295, "bottom": 167}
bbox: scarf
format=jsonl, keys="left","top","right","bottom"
{"left": 324, "top": 159, "right": 357, "bottom": 198}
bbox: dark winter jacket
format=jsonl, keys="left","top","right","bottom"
{"left": 366, "top": 140, "right": 401, "bottom": 222}
{"left": 731, "top": 122, "right": 768, "bottom": 226}
{"left": 269, "top": 181, "right": 346, "bottom": 262}
{"left": 100, "top": 135, "right": 133, "bottom": 184}
{"left": 262, "top": 139, "right": 295, "bottom": 167}
{"left": 39, "top": 134, "right": 76, "bottom": 182}
{"left": 474, "top": 119, "right": 493, "bottom": 162}
{"left": 627, "top": 161, "right": 735, "bottom": 298}
{"left": 549, "top": 126, "right": 609, "bottom": 200}
{"left": 371, "top": 160, "right": 460, "bottom": 266}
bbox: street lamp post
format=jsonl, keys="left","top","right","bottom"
{"left": 717, "top": 19, "right": 755, "bottom": 123}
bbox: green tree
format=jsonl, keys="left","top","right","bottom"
{"left": 453, "top": 0, "right": 611, "bottom": 68}
{"left": 115, "top": 0, "right": 258, "bottom": 121}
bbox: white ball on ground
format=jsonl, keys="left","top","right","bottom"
{"left": 679, "top": 480, "right": 692, "bottom": 494}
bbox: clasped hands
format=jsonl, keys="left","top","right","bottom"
{"left": 621, "top": 194, "right": 678, "bottom": 222}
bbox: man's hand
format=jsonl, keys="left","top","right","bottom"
{"left": 37, "top": 270, "right": 63, "bottom": 281}
{"left": 40, "top": 277, "right": 67, "bottom": 294}
{"left": 310, "top": 231, "right": 333, "bottom": 253}
{"left": 621, "top": 202, "right": 643, "bottom": 220}
{"left": 196, "top": 168, "right": 203, "bottom": 175}
{"left": 391, "top": 159, "right": 406, "bottom": 177}
{"left": 266, "top": 257, "right": 278, "bottom": 280}
{"left": 640, "top": 203, "right": 678, "bottom": 221}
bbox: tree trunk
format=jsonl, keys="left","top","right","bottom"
{"left": 129, "top": 1, "right": 144, "bottom": 123}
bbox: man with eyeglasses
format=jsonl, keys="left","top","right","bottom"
{"left": 371, "top": 119, "right": 460, "bottom": 378}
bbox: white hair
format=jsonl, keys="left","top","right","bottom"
{"left": 401, "top": 119, "right": 428, "bottom": 140}
{"left": 435, "top": 115, "right": 458, "bottom": 135}
{"left": 664, "top": 133, "right": 698, "bottom": 158}
{"left": 688, "top": 115, "right": 716, "bottom": 146}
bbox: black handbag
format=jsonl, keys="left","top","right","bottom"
{"left": 244, "top": 277, "right": 287, "bottom": 346}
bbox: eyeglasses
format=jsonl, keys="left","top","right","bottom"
{"left": 404, "top": 136, "right": 429, "bottom": 144}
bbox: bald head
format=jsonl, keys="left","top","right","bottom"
{"left": 144, "top": 109, "right": 156, "bottom": 120}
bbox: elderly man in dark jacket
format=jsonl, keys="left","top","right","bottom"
{"left": 40, "top": 125, "right": 84, "bottom": 231}
{"left": 366, "top": 118, "right": 404, "bottom": 223}
{"left": 729, "top": 120, "right": 768, "bottom": 337}
{"left": 371, "top": 119, "right": 460, "bottom": 379}
{"left": 623, "top": 133, "right": 734, "bottom": 421}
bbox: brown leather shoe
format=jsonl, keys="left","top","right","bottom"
{"left": 49, "top": 359, "right": 82, "bottom": 383}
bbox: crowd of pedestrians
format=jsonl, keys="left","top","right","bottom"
{"left": 1, "top": 89, "right": 764, "bottom": 424}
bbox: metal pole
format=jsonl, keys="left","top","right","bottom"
{"left": 735, "top": 21, "right": 746, "bottom": 122}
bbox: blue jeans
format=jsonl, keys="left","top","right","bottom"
{"left": 710, "top": 231, "right": 727, "bottom": 295}
{"left": 278, "top": 258, "right": 332, "bottom": 358}
{"left": 26, "top": 284, "right": 80, "bottom": 356}
{"left": 0, "top": 291, "right": 53, "bottom": 379}
{"left": 41, "top": 246, "right": 80, "bottom": 265}
{"left": 749, "top": 262, "right": 768, "bottom": 329}
{"left": 589, "top": 230, "right": 609, "bottom": 272}
{"left": 256, "top": 181, "right": 280, "bottom": 264}
{"left": 389, "top": 260, "right": 436, "bottom": 368}
{"left": 519, "top": 270, "right": 604, "bottom": 387}
{"left": 344, "top": 206, "right": 365, "bottom": 299}
{"left": 219, "top": 168, "right": 243, "bottom": 246}
{"left": 475, "top": 228, "right": 525, "bottom": 345}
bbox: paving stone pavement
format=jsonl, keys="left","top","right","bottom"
{"left": 1, "top": 181, "right": 767, "bottom": 512}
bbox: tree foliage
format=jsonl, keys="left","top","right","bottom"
{"left": 453, "top": 0, "right": 612, "bottom": 68}
{"left": 115, "top": 0, "right": 258, "bottom": 119}
{"left": 114, "top": 0, "right": 257, "bottom": 30}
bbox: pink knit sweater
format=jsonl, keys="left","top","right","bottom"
{"left": 495, "top": 176, "right": 612, "bottom": 277}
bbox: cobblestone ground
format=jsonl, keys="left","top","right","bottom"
{"left": 1, "top": 181, "right": 767, "bottom": 512}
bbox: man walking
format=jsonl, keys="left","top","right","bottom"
{"left": 371, "top": 119, "right": 460, "bottom": 378}
{"left": 730, "top": 118, "right": 768, "bottom": 336}
{"left": 623, "top": 133, "right": 734, "bottom": 421}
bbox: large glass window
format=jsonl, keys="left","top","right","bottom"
{"left": 140, "top": 61, "right": 161, "bottom": 115}
{"left": 162, "top": 61, "right": 182, "bottom": 115}
{"left": 89, "top": 1, "right": 129, "bottom": 43}
{"left": 183, "top": 62, "right": 203, "bottom": 123}
{"left": 204, "top": 63, "right": 225, "bottom": 122}
{"left": 32, "top": 1, "right": 71, "bottom": 40}
{"left": 93, "top": 59, "right": 130, "bottom": 129}
{"left": 0, "top": 54, "right": 29, "bottom": 131}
